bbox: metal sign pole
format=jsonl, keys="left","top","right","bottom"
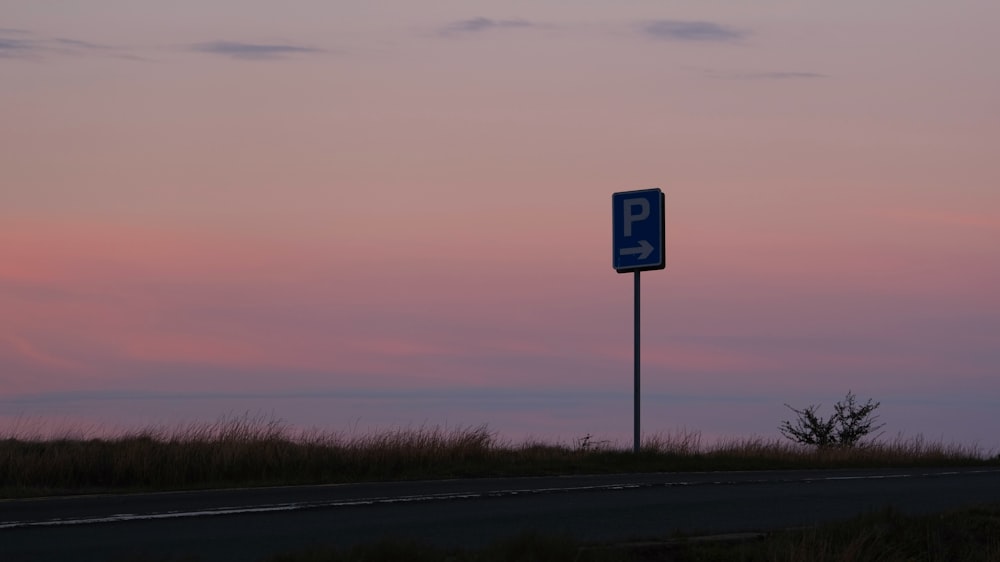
{"left": 612, "top": 188, "right": 662, "bottom": 455}
{"left": 634, "top": 269, "right": 641, "bottom": 454}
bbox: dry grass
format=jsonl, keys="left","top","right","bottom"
{"left": 0, "top": 415, "right": 506, "bottom": 496}
{"left": 641, "top": 429, "right": 992, "bottom": 471}
{"left": 681, "top": 503, "right": 1000, "bottom": 561}
{"left": 0, "top": 416, "right": 995, "bottom": 498}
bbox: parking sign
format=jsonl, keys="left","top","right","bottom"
{"left": 612, "top": 188, "right": 665, "bottom": 272}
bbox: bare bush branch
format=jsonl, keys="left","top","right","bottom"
{"left": 779, "top": 391, "right": 884, "bottom": 448}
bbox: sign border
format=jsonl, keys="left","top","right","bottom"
{"left": 612, "top": 188, "right": 665, "bottom": 273}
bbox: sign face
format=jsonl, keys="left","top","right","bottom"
{"left": 612, "top": 188, "right": 665, "bottom": 272}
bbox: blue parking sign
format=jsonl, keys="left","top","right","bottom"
{"left": 612, "top": 188, "right": 664, "bottom": 272}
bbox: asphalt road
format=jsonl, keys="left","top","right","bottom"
{"left": 2, "top": 467, "right": 999, "bottom": 561}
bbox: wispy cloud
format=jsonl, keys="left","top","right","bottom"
{"left": 699, "top": 69, "right": 828, "bottom": 80}
{"left": 439, "top": 17, "right": 538, "bottom": 37}
{"left": 640, "top": 20, "right": 748, "bottom": 43}
{"left": 190, "top": 41, "right": 325, "bottom": 60}
{"left": 0, "top": 30, "right": 137, "bottom": 60}
{"left": 741, "top": 71, "right": 826, "bottom": 80}
{"left": 0, "top": 37, "right": 33, "bottom": 57}
{"left": 0, "top": 28, "right": 36, "bottom": 58}
{"left": 877, "top": 208, "right": 1000, "bottom": 232}
{"left": 53, "top": 38, "right": 112, "bottom": 51}
{"left": 2, "top": 333, "right": 81, "bottom": 372}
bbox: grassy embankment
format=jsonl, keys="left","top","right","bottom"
{"left": 1, "top": 416, "right": 995, "bottom": 498}
{"left": 263, "top": 503, "right": 1000, "bottom": 561}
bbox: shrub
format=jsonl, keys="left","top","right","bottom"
{"left": 779, "top": 391, "right": 884, "bottom": 448}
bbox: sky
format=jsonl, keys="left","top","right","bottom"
{"left": 2, "top": 1, "right": 999, "bottom": 448}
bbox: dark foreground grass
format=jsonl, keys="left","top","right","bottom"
{"left": 1, "top": 416, "right": 995, "bottom": 498}
{"left": 88, "top": 503, "right": 1000, "bottom": 562}
{"left": 262, "top": 503, "right": 1000, "bottom": 562}
{"left": 265, "top": 533, "right": 619, "bottom": 562}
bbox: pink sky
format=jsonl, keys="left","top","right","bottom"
{"left": 2, "top": 2, "right": 999, "bottom": 448}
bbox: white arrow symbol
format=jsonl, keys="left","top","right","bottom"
{"left": 619, "top": 240, "right": 654, "bottom": 259}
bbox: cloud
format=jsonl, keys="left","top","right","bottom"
{"left": 640, "top": 20, "right": 748, "bottom": 43}
{"left": 0, "top": 30, "right": 138, "bottom": 60}
{"left": 706, "top": 69, "right": 828, "bottom": 80}
{"left": 685, "top": 65, "right": 827, "bottom": 80}
{"left": 0, "top": 37, "right": 32, "bottom": 57}
{"left": 1, "top": 333, "right": 81, "bottom": 372}
{"left": 190, "top": 41, "right": 325, "bottom": 60}
{"left": 741, "top": 71, "right": 826, "bottom": 80}
{"left": 440, "top": 17, "right": 537, "bottom": 37}
{"left": 877, "top": 208, "right": 1000, "bottom": 232}
{"left": 53, "top": 38, "right": 111, "bottom": 51}
{"left": 0, "top": 29, "right": 35, "bottom": 58}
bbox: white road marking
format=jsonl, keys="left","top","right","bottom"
{"left": 3, "top": 469, "right": 997, "bottom": 530}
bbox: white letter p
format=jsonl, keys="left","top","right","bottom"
{"left": 623, "top": 198, "right": 649, "bottom": 237}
